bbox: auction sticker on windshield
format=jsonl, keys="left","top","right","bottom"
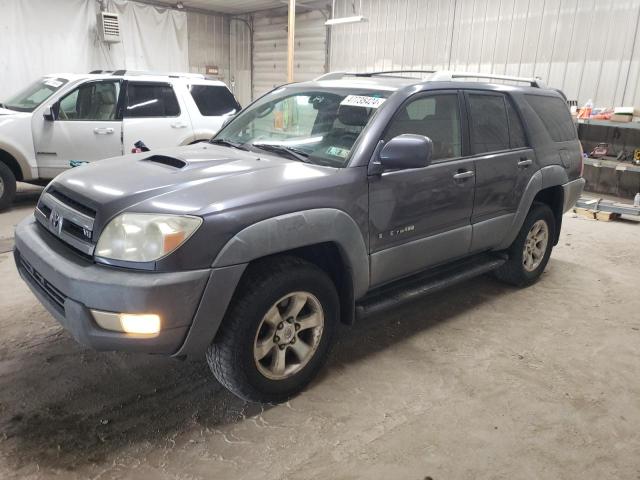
{"left": 340, "top": 95, "right": 386, "bottom": 108}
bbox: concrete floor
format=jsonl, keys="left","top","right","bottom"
{"left": 0, "top": 195, "right": 639, "bottom": 480}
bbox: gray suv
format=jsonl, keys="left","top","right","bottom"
{"left": 14, "top": 70, "right": 585, "bottom": 403}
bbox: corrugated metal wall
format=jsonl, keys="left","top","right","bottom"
{"left": 330, "top": 0, "right": 640, "bottom": 107}
{"left": 252, "top": 9, "right": 329, "bottom": 99}
{"left": 187, "top": 11, "right": 230, "bottom": 82}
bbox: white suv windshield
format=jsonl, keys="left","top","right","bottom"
{"left": 213, "top": 88, "right": 390, "bottom": 167}
{"left": 3, "top": 77, "right": 69, "bottom": 112}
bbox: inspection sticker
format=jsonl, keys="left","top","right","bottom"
{"left": 340, "top": 95, "right": 386, "bottom": 109}
{"left": 44, "top": 79, "right": 63, "bottom": 88}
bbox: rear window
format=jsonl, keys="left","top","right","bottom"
{"left": 190, "top": 85, "right": 241, "bottom": 116}
{"left": 125, "top": 83, "right": 180, "bottom": 118}
{"left": 524, "top": 94, "right": 576, "bottom": 142}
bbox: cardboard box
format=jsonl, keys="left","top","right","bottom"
{"left": 610, "top": 114, "right": 632, "bottom": 123}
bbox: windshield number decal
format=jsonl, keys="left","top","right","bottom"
{"left": 340, "top": 95, "right": 386, "bottom": 109}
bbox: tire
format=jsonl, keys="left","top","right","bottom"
{"left": 0, "top": 162, "right": 17, "bottom": 212}
{"left": 494, "top": 202, "right": 555, "bottom": 287}
{"left": 206, "top": 255, "right": 339, "bottom": 403}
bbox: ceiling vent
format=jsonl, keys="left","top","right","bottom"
{"left": 97, "top": 12, "right": 121, "bottom": 43}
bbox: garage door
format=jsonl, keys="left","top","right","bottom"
{"left": 252, "top": 9, "right": 327, "bottom": 99}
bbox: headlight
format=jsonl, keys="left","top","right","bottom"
{"left": 95, "top": 213, "right": 202, "bottom": 262}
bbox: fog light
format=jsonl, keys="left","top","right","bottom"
{"left": 92, "top": 310, "right": 161, "bottom": 335}
{"left": 120, "top": 314, "right": 161, "bottom": 334}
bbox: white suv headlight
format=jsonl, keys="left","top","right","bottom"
{"left": 95, "top": 213, "right": 203, "bottom": 262}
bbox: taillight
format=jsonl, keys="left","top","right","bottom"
{"left": 579, "top": 141, "right": 585, "bottom": 176}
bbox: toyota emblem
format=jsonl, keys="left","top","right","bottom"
{"left": 50, "top": 209, "right": 63, "bottom": 234}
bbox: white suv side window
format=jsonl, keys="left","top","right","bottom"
{"left": 58, "top": 81, "right": 121, "bottom": 121}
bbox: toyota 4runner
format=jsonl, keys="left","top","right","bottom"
{"left": 14, "top": 70, "right": 585, "bottom": 403}
{"left": 0, "top": 70, "right": 240, "bottom": 210}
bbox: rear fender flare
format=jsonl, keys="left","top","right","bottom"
{"left": 212, "top": 209, "right": 370, "bottom": 299}
{"left": 496, "top": 165, "right": 568, "bottom": 250}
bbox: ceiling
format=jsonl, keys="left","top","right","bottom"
{"left": 148, "top": 0, "right": 318, "bottom": 14}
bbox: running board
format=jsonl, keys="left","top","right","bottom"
{"left": 355, "top": 253, "right": 507, "bottom": 320}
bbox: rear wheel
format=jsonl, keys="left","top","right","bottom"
{"left": 494, "top": 203, "right": 555, "bottom": 287}
{"left": 206, "top": 256, "right": 339, "bottom": 403}
{"left": 0, "top": 162, "right": 17, "bottom": 211}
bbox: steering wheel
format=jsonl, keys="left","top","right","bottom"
{"left": 58, "top": 108, "right": 69, "bottom": 120}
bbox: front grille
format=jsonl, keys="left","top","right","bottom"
{"left": 35, "top": 188, "right": 96, "bottom": 256}
{"left": 48, "top": 187, "right": 96, "bottom": 217}
{"left": 18, "top": 254, "right": 66, "bottom": 313}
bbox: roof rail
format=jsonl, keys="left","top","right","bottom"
{"left": 89, "top": 70, "right": 114, "bottom": 74}
{"left": 315, "top": 70, "right": 546, "bottom": 88}
{"left": 315, "top": 70, "right": 437, "bottom": 81}
{"left": 110, "top": 70, "right": 206, "bottom": 79}
{"left": 429, "top": 71, "right": 545, "bottom": 88}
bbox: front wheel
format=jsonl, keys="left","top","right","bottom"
{"left": 0, "top": 162, "right": 17, "bottom": 211}
{"left": 494, "top": 203, "right": 555, "bottom": 287}
{"left": 206, "top": 256, "right": 339, "bottom": 403}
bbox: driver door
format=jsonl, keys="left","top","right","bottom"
{"left": 33, "top": 80, "right": 123, "bottom": 178}
{"left": 368, "top": 91, "right": 476, "bottom": 286}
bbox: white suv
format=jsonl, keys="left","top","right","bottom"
{"left": 0, "top": 71, "right": 241, "bottom": 209}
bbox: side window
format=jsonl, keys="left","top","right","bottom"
{"left": 384, "top": 94, "right": 461, "bottom": 160}
{"left": 190, "top": 85, "right": 241, "bottom": 116}
{"left": 468, "top": 93, "right": 510, "bottom": 154}
{"left": 506, "top": 100, "right": 527, "bottom": 148}
{"left": 524, "top": 94, "right": 577, "bottom": 142}
{"left": 58, "top": 81, "right": 120, "bottom": 121}
{"left": 125, "top": 83, "right": 180, "bottom": 118}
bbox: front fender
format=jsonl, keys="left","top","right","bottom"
{"left": 212, "top": 208, "right": 370, "bottom": 299}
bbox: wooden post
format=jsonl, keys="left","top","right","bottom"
{"left": 287, "top": 0, "right": 296, "bottom": 82}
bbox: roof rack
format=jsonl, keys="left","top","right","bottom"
{"left": 110, "top": 70, "right": 206, "bottom": 79}
{"left": 315, "top": 70, "right": 545, "bottom": 88}
{"left": 429, "top": 71, "right": 545, "bottom": 88}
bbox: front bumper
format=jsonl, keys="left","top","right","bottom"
{"left": 562, "top": 177, "right": 586, "bottom": 212}
{"left": 14, "top": 216, "right": 245, "bottom": 355}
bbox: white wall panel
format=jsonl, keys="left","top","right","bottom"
{"left": 252, "top": 9, "right": 328, "bottom": 99}
{"left": 330, "top": 0, "right": 640, "bottom": 106}
{"left": 187, "top": 11, "right": 229, "bottom": 81}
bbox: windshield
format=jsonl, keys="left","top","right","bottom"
{"left": 3, "top": 77, "right": 68, "bottom": 112}
{"left": 212, "top": 87, "right": 391, "bottom": 167}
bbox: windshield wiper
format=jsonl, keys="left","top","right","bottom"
{"left": 210, "top": 138, "right": 249, "bottom": 151}
{"left": 251, "top": 143, "right": 311, "bottom": 163}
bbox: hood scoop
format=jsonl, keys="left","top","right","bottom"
{"left": 143, "top": 155, "right": 187, "bottom": 169}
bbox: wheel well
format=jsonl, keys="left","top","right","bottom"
{"left": 254, "top": 243, "right": 355, "bottom": 326}
{"left": 533, "top": 186, "right": 564, "bottom": 245}
{"left": 0, "top": 149, "right": 23, "bottom": 182}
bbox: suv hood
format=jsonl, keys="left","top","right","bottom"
{"left": 53, "top": 143, "right": 339, "bottom": 218}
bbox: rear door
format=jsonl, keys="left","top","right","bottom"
{"left": 368, "top": 90, "right": 476, "bottom": 286}
{"left": 464, "top": 90, "right": 536, "bottom": 252}
{"left": 121, "top": 81, "right": 194, "bottom": 152}
{"left": 34, "top": 79, "right": 123, "bottom": 178}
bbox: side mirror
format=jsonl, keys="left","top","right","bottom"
{"left": 379, "top": 134, "right": 433, "bottom": 170}
{"left": 43, "top": 102, "right": 59, "bottom": 121}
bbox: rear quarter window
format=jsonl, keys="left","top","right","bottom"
{"left": 524, "top": 94, "right": 576, "bottom": 142}
{"left": 190, "top": 85, "right": 241, "bottom": 116}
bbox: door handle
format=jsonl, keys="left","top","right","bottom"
{"left": 94, "top": 127, "right": 114, "bottom": 135}
{"left": 171, "top": 122, "right": 188, "bottom": 129}
{"left": 518, "top": 158, "right": 533, "bottom": 168}
{"left": 453, "top": 170, "right": 475, "bottom": 180}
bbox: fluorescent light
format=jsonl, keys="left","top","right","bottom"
{"left": 325, "top": 15, "right": 366, "bottom": 25}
